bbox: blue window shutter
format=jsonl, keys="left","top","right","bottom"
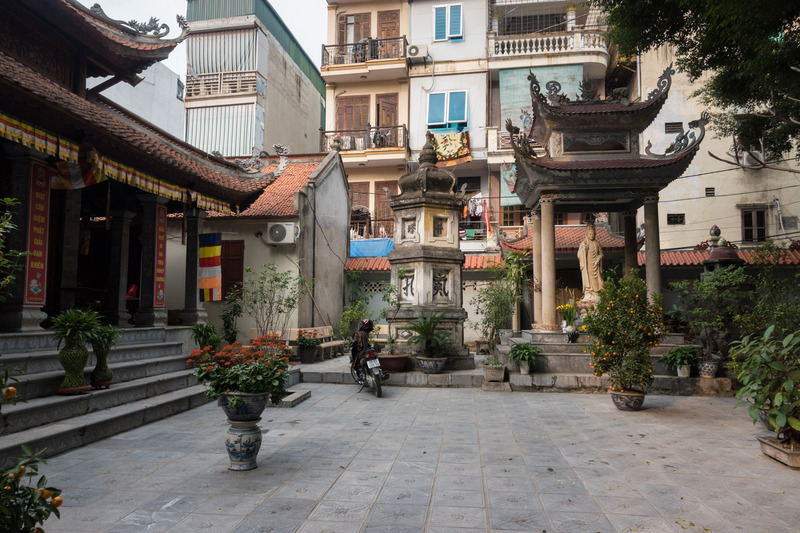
{"left": 449, "top": 5, "right": 462, "bottom": 38}
{"left": 448, "top": 91, "right": 467, "bottom": 123}
{"left": 428, "top": 93, "right": 446, "bottom": 125}
{"left": 434, "top": 7, "right": 447, "bottom": 41}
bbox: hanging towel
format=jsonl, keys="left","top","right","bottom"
{"left": 199, "top": 233, "right": 222, "bottom": 302}
{"left": 431, "top": 131, "right": 472, "bottom": 167}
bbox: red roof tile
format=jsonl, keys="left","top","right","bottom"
{"left": 501, "top": 225, "right": 625, "bottom": 253}
{"left": 345, "top": 254, "right": 502, "bottom": 272}
{"left": 639, "top": 250, "right": 800, "bottom": 267}
{"left": 240, "top": 158, "right": 325, "bottom": 217}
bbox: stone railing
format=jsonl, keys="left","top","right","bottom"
{"left": 489, "top": 30, "right": 607, "bottom": 57}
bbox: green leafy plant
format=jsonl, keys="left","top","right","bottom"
{"left": 87, "top": 324, "right": 121, "bottom": 385}
{"left": 0, "top": 198, "right": 27, "bottom": 304}
{"left": 50, "top": 308, "right": 101, "bottom": 348}
{"left": 338, "top": 270, "right": 372, "bottom": 339}
{"left": 660, "top": 345, "right": 698, "bottom": 370}
{"left": 187, "top": 334, "right": 292, "bottom": 406}
{"left": 731, "top": 325, "right": 800, "bottom": 447}
{"left": 508, "top": 343, "right": 541, "bottom": 365}
{"left": 584, "top": 270, "right": 665, "bottom": 393}
{"left": 482, "top": 358, "right": 505, "bottom": 368}
{"left": 297, "top": 329, "right": 322, "bottom": 348}
{"left": 220, "top": 296, "right": 243, "bottom": 345}
{"left": 469, "top": 260, "right": 520, "bottom": 354}
{"left": 239, "top": 263, "right": 311, "bottom": 337}
{"left": 0, "top": 445, "right": 62, "bottom": 532}
{"left": 407, "top": 313, "right": 450, "bottom": 357}
{"left": 190, "top": 323, "right": 221, "bottom": 352}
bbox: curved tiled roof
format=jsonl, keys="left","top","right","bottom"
{"left": 527, "top": 146, "right": 699, "bottom": 171}
{"left": 639, "top": 249, "right": 800, "bottom": 267}
{"left": 346, "top": 254, "right": 501, "bottom": 272}
{"left": 501, "top": 225, "right": 626, "bottom": 253}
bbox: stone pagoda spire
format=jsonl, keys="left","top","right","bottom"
{"left": 387, "top": 133, "right": 472, "bottom": 369}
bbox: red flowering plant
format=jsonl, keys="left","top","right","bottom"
{"left": 187, "top": 334, "right": 293, "bottom": 407}
{"left": 583, "top": 270, "right": 666, "bottom": 393}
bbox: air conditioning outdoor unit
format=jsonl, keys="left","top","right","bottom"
{"left": 407, "top": 44, "right": 428, "bottom": 63}
{"left": 266, "top": 222, "right": 298, "bottom": 244}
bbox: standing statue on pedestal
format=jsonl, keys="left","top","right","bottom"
{"left": 578, "top": 222, "right": 603, "bottom": 302}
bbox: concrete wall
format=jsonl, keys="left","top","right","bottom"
{"left": 91, "top": 63, "right": 185, "bottom": 139}
{"left": 408, "top": 0, "right": 488, "bottom": 61}
{"left": 639, "top": 48, "right": 800, "bottom": 251}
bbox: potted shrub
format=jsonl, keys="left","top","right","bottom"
{"left": 297, "top": 329, "right": 321, "bottom": 364}
{"left": 187, "top": 334, "right": 292, "bottom": 470}
{"left": 660, "top": 345, "right": 698, "bottom": 378}
{"left": 731, "top": 325, "right": 800, "bottom": 467}
{"left": 407, "top": 312, "right": 450, "bottom": 374}
{"left": 190, "top": 322, "right": 222, "bottom": 352}
{"left": 557, "top": 296, "right": 579, "bottom": 342}
{"left": 508, "top": 342, "right": 541, "bottom": 375}
{"left": 584, "top": 271, "right": 665, "bottom": 411}
{"left": 88, "top": 324, "right": 121, "bottom": 388}
{"left": 51, "top": 308, "right": 101, "bottom": 394}
{"left": 1, "top": 446, "right": 63, "bottom": 532}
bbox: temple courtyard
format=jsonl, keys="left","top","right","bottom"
{"left": 39, "top": 383, "right": 798, "bottom": 532}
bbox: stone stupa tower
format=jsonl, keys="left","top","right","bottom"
{"left": 387, "top": 133, "right": 472, "bottom": 370}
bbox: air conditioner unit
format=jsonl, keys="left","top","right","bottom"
{"left": 266, "top": 222, "right": 298, "bottom": 244}
{"left": 407, "top": 44, "right": 428, "bottom": 63}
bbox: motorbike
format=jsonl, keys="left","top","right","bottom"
{"left": 350, "top": 344, "right": 387, "bottom": 397}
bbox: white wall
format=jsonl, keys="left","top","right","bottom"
{"left": 409, "top": 0, "right": 488, "bottom": 61}
{"left": 91, "top": 63, "right": 185, "bottom": 139}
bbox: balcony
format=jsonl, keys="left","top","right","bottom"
{"left": 321, "top": 125, "right": 408, "bottom": 167}
{"left": 488, "top": 30, "right": 609, "bottom": 76}
{"left": 321, "top": 37, "right": 408, "bottom": 83}
{"left": 185, "top": 71, "right": 261, "bottom": 100}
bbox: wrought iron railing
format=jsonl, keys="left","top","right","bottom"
{"left": 459, "top": 220, "right": 487, "bottom": 241}
{"left": 185, "top": 71, "right": 261, "bottom": 98}
{"left": 321, "top": 36, "right": 408, "bottom": 66}
{"left": 351, "top": 218, "right": 395, "bottom": 240}
{"left": 489, "top": 30, "right": 607, "bottom": 58}
{"left": 321, "top": 125, "right": 408, "bottom": 152}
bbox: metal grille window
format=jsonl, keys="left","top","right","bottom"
{"left": 502, "top": 13, "right": 567, "bottom": 35}
{"left": 705, "top": 187, "right": 715, "bottom": 197}
{"left": 667, "top": 213, "right": 685, "bottom": 225}
{"left": 176, "top": 79, "right": 184, "bottom": 101}
{"left": 742, "top": 209, "right": 768, "bottom": 242}
{"left": 665, "top": 122, "right": 683, "bottom": 134}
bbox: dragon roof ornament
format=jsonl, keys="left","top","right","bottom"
{"left": 90, "top": 4, "right": 189, "bottom": 41}
{"left": 645, "top": 112, "right": 709, "bottom": 157}
{"left": 646, "top": 63, "right": 675, "bottom": 101}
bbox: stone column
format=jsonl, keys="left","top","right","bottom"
{"left": 540, "top": 198, "right": 557, "bottom": 328}
{"left": 105, "top": 210, "right": 136, "bottom": 327}
{"left": 622, "top": 210, "right": 638, "bottom": 277}
{"left": 181, "top": 208, "right": 208, "bottom": 325}
{"left": 134, "top": 195, "right": 168, "bottom": 327}
{"left": 530, "top": 209, "right": 542, "bottom": 327}
{"left": 643, "top": 195, "right": 662, "bottom": 302}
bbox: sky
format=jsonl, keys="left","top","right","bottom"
{"left": 77, "top": 0, "right": 328, "bottom": 77}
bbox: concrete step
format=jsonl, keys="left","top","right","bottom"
{"left": 9, "top": 354, "right": 190, "bottom": 400}
{"left": 0, "top": 385, "right": 210, "bottom": 467}
{"left": 1, "top": 369, "right": 199, "bottom": 435}
{"left": 509, "top": 371, "right": 733, "bottom": 396}
{"left": 0, "top": 326, "right": 168, "bottom": 354}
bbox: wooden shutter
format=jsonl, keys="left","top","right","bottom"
{"left": 350, "top": 182, "right": 370, "bottom": 209}
{"left": 376, "top": 94, "right": 398, "bottom": 127}
{"left": 336, "top": 95, "right": 370, "bottom": 131}
{"left": 375, "top": 181, "right": 398, "bottom": 236}
{"left": 338, "top": 13, "right": 370, "bottom": 44}
{"left": 221, "top": 240, "right": 244, "bottom": 299}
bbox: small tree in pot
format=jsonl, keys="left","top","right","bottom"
{"left": 51, "top": 308, "right": 101, "bottom": 394}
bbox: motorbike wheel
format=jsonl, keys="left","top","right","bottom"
{"left": 350, "top": 365, "right": 362, "bottom": 385}
{"left": 367, "top": 371, "right": 382, "bottom": 398}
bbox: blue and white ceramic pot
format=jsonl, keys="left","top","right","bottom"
{"left": 219, "top": 392, "right": 269, "bottom": 471}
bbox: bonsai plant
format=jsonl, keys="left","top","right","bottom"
{"left": 731, "top": 325, "right": 800, "bottom": 466}
{"left": 660, "top": 345, "right": 698, "bottom": 378}
{"left": 88, "top": 324, "right": 121, "bottom": 388}
{"left": 296, "top": 329, "right": 322, "bottom": 364}
{"left": 407, "top": 312, "right": 450, "bottom": 374}
{"left": 508, "top": 342, "right": 541, "bottom": 375}
{"left": 584, "top": 270, "right": 665, "bottom": 411}
{"left": 51, "top": 308, "right": 101, "bottom": 394}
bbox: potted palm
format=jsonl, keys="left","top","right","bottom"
{"left": 660, "top": 345, "right": 698, "bottom": 378}
{"left": 88, "top": 324, "right": 121, "bottom": 388}
{"left": 51, "top": 308, "right": 101, "bottom": 394}
{"left": 407, "top": 312, "right": 450, "bottom": 374}
{"left": 508, "top": 343, "right": 541, "bottom": 375}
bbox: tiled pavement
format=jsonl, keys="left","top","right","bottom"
{"left": 40, "top": 383, "right": 798, "bottom": 533}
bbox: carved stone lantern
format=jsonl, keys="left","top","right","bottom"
{"left": 387, "top": 133, "right": 472, "bottom": 369}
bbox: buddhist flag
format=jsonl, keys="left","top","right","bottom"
{"left": 199, "top": 233, "right": 222, "bottom": 302}
{"left": 53, "top": 143, "right": 105, "bottom": 189}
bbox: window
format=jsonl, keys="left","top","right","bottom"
{"left": 176, "top": 79, "right": 184, "bottom": 101}
{"left": 221, "top": 241, "right": 244, "bottom": 299}
{"left": 705, "top": 187, "right": 715, "bottom": 197}
{"left": 503, "top": 205, "right": 526, "bottom": 226}
{"left": 427, "top": 90, "right": 468, "bottom": 127}
{"left": 502, "top": 13, "right": 567, "bottom": 35}
{"left": 434, "top": 4, "right": 462, "bottom": 41}
{"left": 742, "top": 209, "right": 767, "bottom": 243}
{"left": 338, "top": 13, "right": 370, "bottom": 44}
{"left": 665, "top": 122, "right": 683, "bottom": 134}
{"left": 554, "top": 212, "right": 565, "bottom": 225}
{"left": 667, "top": 213, "right": 685, "bottom": 225}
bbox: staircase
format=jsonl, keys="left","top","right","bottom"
{"left": 0, "top": 326, "right": 208, "bottom": 466}
{"left": 497, "top": 331, "right": 734, "bottom": 396}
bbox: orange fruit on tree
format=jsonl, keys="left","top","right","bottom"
{"left": 2, "top": 387, "right": 16, "bottom": 399}
{"left": 51, "top": 496, "right": 63, "bottom": 508}
{"left": 42, "top": 489, "right": 52, "bottom": 499}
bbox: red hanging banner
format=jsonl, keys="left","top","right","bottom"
{"left": 154, "top": 204, "right": 167, "bottom": 308}
{"left": 24, "top": 163, "right": 52, "bottom": 305}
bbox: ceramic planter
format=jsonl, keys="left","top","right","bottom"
{"left": 297, "top": 345, "right": 317, "bottom": 364}
{"left": 609, "top": 389, "right": 645, "bottom": 411}
{"left": 757, "top": 436, "right": 800, "bottom": 468}
{"left": 676, "top": 365, "right": 691, "bottom": 378}
{"left": 519, "top": 360, "right": 530, "bottom": 375}
{"left": 483, "top": 365, "right": 505, "bottom": 382}
{"left": 417, "top": 356, "right": 447, "bottom": 374}
{"left": 219, "top": 392, "right": 270, "bottom": 471}
{"left": 378, "top": 353, "right": 409, "bottom": 372}
{"left": 698, "top": 360, "right": 718, "bottom": 378}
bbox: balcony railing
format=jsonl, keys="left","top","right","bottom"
{"left": 322, "top": 36, "right": 408, "bottom": 67}
{"left": 185, "top": 71, "right": 261, "bottom": 98}
{"left": 489, "top": 30, "right": 607, "bottom": 58}
{"left": 321, "top": 125, "right": 408, "bottom": 152}
{"left": 351, "top": 218, "right": 395, "bottom": 240}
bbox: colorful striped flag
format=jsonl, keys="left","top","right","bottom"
{"left": 199, "top": 233, "right": 222, "bottom": 302}
{"left": 53, "top": 144, "right": 105, "bottom": 189}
